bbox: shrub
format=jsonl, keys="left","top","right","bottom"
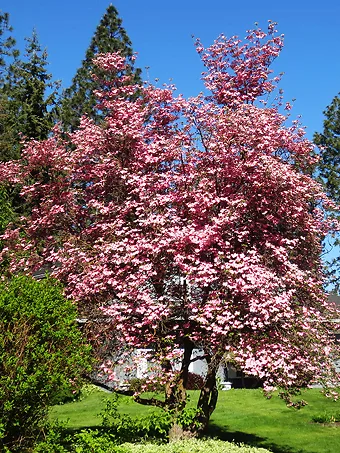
{"left": 100, "top": 394, "right": 172, "bottom": 442}
{"left": 0, "top": 276, "right": 92, "bottom": 452}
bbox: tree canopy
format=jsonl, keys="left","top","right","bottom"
{"left": 0, "top": 23, "right": 339, "bottom": 434}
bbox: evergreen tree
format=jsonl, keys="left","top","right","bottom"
{"left": 0, "top": 11, "right": 18, "bottom": 83}
{"left": 0, "top": 11, "right": 19, "bottom": 162}
{"left": 314, "top": 94, "right": 340, "bottom": 290}
{"left": 58, "top": 4, "right": 141, "bottom": 131}
{"left": 3, "top": 30, "right": 59, "bottom": 151}
{"left": 314, "top": 94, "right": 340, "bottom": 203}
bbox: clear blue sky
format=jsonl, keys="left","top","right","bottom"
{"left": 1, "top": 0, "right": 340, "bottom": 140}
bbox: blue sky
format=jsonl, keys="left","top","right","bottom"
{"left": 1, "top": 0, "right": 340, "bottom": 142}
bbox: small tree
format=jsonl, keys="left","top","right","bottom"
{"left": 0, "top": 23, "right": 339, "bottom": 436}
{"left": 0, "top": 276, "right": 92, "bottom": 452}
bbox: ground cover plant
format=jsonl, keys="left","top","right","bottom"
{"left": 1, "top": 22, "right": 339, "bottom": 436}
{"left": 50, "top": 387, "right": 340, "bottom": 453}
{"left": 118, "top": 439, "right": 272, "bottom": 453}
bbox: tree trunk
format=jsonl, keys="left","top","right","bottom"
{"left": 133, "top": 338, "right": 194, "bottom": 416}
{"left": 194, "top": 352, "right": 222, "bottom": 433}
{"left": 165, "top": 337, "right": 194, "bottom": 412}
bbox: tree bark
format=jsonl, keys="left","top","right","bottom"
{"left": 133, "top": 338, "right": 194, "bottom": 414}
{"left": 194, "top": 351, "right": 222, "bottom": 433}
{"left": 165, "top": 337, "right": 194, "bottom": 412}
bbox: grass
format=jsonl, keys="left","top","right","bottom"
{"left": 50, "top": 387, "right": 340, "bottom": 453}
{"left": 50, "top": 387, "right": 160, "bottom": 429}
{"left": 209, "top": 389, "right": 340, "bottom": 453}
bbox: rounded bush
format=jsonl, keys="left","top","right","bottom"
{"left": 0, "top": 276, "right": 92, "bottom": 452}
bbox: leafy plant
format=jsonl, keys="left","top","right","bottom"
{"left": 0, "top": 276, "right": 92, "bottom": 452}
{"left": 312, "top": 411, "right": 340, "bottom": 423}
{"left": 100, "top": 394, "right": 172, "bottom": 442}
{"left": 118, "top": 439, "right": 272, "bottom": 453}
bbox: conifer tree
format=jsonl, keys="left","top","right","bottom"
{"left": 0, "top": 11, "right": 19, "bottom": 162}
{"left": 3, "top": 30, "right": 59, "bottom": 150}
{"left": 58, "top": 4, "right": 141, "bottom": 131}
{"left": 314, "top": 94, "right": 340, "bottom": 203}
{"left": 314, "top": 94, "right": 340, "bottom": 289}
{"left": 0, "top": 11, "right": 18, "bottom": 82}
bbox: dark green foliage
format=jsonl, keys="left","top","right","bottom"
{"left": 0, "top": 186, "right": 15, "bottom": 273}
{"left": 58, "top": 4, "right": 141, "bottom": 132}
{"left": 0, "top": 93, "right": 21, "bottom": 161}
{"left": 314, "top": 94, "right": 340, "bottom": 289}
{"left": 0, "top": 186, "right": 14, "bottom": 233}
{"left": 314, "top": 94, "right": 340, "bottom": 202}
{"left": 0, "top": 11, "right": 19, "bottom": 162}
{"left": 0, "top": 11, "right": 18, "bottom": 83}
{"left": 0, "top": 276, "right": 92, "bottom": 452}
{"left": 0, "top": 30, "right": 59, "bottom": 161}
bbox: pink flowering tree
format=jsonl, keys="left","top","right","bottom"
{"left": 1, "top": 23, "right": 339, "bottom": 434}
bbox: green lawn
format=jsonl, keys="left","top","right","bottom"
{"left": 209, "top": 389, "right": 340, "bottom": 453}
{"left": 50, "top": 387, "right": 340, "bottom": 453}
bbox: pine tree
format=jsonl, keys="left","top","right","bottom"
{"left": 0, "top": 11, "right": 19, "bottom": 162}
{"left": 0, "top": 11, "right": 18, "bottom": 83}
{"left": 3, "top": 30, "right": 59, "bottom": 148}
{"left": 314, "top": 94, "right": 340, "bottom": 290}
{"left": 314, "top": 94, "right": 340, "bottom": 203}
{"left": 58, "top": 4, "right": 141, "bottom": 131}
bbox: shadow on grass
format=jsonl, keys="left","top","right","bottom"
{"left": 60, "top": 423, "right": 319, "bottom": 453}
{"left": 207, "top": 424, "right": 318, "bottom": 453}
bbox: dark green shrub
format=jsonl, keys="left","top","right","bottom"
{"left": 50, "top": 383, "right": 82, "bottom": 406}
{"left": 0, "top": 276, "right": 92, "bottom": 452}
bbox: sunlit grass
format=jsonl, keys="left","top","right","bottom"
{"left": 50, "top": 387, "right": 340, "bottom": 453}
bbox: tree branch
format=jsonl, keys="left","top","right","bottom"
{"left": 133, "top": 394, "right": 166, "bottom": 408}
